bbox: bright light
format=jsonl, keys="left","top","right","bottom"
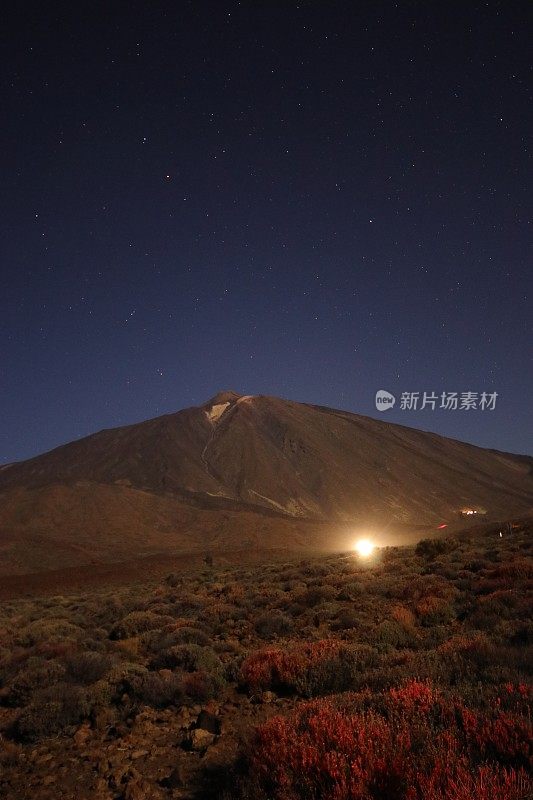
{"left": 354, "top": 538, "right": 375, "bottom": 557}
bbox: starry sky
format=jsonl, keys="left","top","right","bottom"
{"left": 1, "top": 1, "right": 532, "bottom": 463}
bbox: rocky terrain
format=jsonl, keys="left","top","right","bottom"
{"left": 0, "top": 520, "right": 531, "bottom": 799}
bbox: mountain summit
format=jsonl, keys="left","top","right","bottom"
{"left": 0, "top": 392, "right": 531, "bottom": 574}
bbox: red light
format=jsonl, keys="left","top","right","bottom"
{"left": 437, "top": 523, "right": 448, "bottom": 529}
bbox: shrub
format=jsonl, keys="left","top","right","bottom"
{"left": 415, "top": 595, "right": 456, "bottom": 626}
{"left": 285, "top": 603, "right": 306, "bottom": 618}
{"left": 240, "top": 640, "right": 376, "bottom": 697}
{"left": 299, "top": 586, "right": 337, "bottom": 607}
{"left": 6, "top": 658, "right": 66, "bottom": 705}
{"left": 343, "top": 581, "right": 364, "bottom": 597}
{"left": 151, "top": 643, "right": 226, "bottom": 690}
{"left": 416, "top": 537, "right": 458, "bottom": 559}
{"left": 110, "top": 611, "right": 174, "bottom": 639}
{"left": 15, "top": 683, "right": 89, "bottom": 741}
{"left": 134, "top": 671, "right": 184, "bottom": 708}
{"left": 374, "top": 619, "right": 417, "bottom": 648}
{"left": 254, "top": 612, "right": 293, "bottom": 639}
{"left": 64, "top": 652, "right": 113, "bottom": 685}
{"left": 105, "top": 662, "right": 149, "bottom": 699}
{"left": 183, "top": 670, "right": 220, "bottom": 701}
{"left": 16, "top": 619, "right": 82, "bottom": 647}
{"left": 391, "top": 604, "right": 416, "bottom": 629}
{"left": 171, "top": 627, "right": 211, "bottom": 646}
{"left": 331, "top": 608, "right": 360, "bottom": 630}
{"left": 229, "top": 681, "right": 531, "bottom": 800}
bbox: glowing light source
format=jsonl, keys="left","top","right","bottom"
{"left": 354, "top": 538, "right": 375, "bottom": 557}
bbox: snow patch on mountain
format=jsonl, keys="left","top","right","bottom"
{"left": 206, "top": 402, "right": 230, "bottom": 424}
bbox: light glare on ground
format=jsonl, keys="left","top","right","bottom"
{"left": 354, "top": 538, "right": 375, "bottom": 557}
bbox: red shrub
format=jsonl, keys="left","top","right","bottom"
{"left": 415, "top": 763, "right": 530, "bottom": 800}
{"left": 237, "top": 680, "right": 531, "bottom": 800}
{"left": 389, "top": 679, "right": 440, "bottom": 713}
{"left": 458, "top": 707, "right": 531, "bottom": 764}
{"left": 505, "top": 683, "right": 532, "bottom": 699}
{"left": 240, "top": 640, "right": 345, "bottom": 693}
{"left": 183, "top": 670, "right": 217, "bottom": 701}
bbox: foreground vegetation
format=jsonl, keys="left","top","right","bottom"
{"left": 0, "top": 525, "right": 531, "bottom": 799}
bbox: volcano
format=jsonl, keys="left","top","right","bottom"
{"left": 0, "top": 391, "right": 531, "bottom": 575}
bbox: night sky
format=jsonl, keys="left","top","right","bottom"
{"left": 1, "top": 2, "right": 532, "bottom": 464}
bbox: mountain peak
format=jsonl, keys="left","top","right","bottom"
{"left": 0, "top": 392, "right": 532, "bottom": 575}
{"left": 205, "top": 390, "right": 242, "bottom": 406}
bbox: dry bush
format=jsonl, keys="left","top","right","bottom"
{"left": 64, "top": 651, "right": 113, "bottom": 685}
{"left": 16, "top": 618, "right": 83, "bottom": 647}
{"left": 150, "top": 643, "right": 226, "bottom": 690}
{"left": 110, "top": 611, "right": 174, "bottom": 639}
{"left": 416, "top": 537, "right": 459, "bottom": 559}
{"left": 415, "top": 594, "right": 456, "bottom": 626}
{"left": 253, "top": 612, "right": 294, "bottom": 639}
{"left": 391, "top": 604, "right": 416, "bottom": 629}
{"left": 5, "top": 658, "right": 66, "bottom": 705}
{"left": 330, "top": 607, "right": 360, "bottom": 631}
{"left": 134, "top": 671, "right": 184, "bottom": 708}
{"left": 15, "top": 683, "right": 89, "bottom": 741}
{"left": 240, "top": 640, "right": 377, "bottom": 697}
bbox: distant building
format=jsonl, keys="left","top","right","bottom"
{"left": 459, "top": 507, "right": 487, "bottom": 518}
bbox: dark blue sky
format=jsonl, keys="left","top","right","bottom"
{"left": 1, "top": 1, "right": 532, "bottom": 463}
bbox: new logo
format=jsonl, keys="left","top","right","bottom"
{"left": 375, "top": 390, "right": 396, "bottom": 411}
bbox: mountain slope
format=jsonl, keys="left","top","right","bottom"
{"left": 0, "top": 391, "right": 531, "bottom": 574}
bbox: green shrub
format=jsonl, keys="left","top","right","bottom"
{"left": 64, "top": 651, "right": 113, "bottom": 685}
{"left": 241, "top": 640, "right": 377, "bottom": 697}
{"left": 16, "top": 619, "right": 82, "bottom": 647}
{"left": 331, "top": 608, "right": 360, "bottom": 630}
{"left": 373, "top": 619, "right": 418, "bottom": 648}
{"left": 416, "top": 537, "right": 458, "bottom": 559}
{"left": 151, "top": 644, "right": 225, "bottom": 687}
{"left": 416, "top": 595, "right": 456, "bottom": 626}
{"left": 171, "top": 627, "right": 211, "bottom": 646}
{"left": 15, "top": 683, "right": 89, "bottom": 740}
{"left": 134, "top": 671, "right": 184, "bottom": 708}
{"left": 299, "top": 586, "right": 337, "bottom": 607}
{"left": 183, "top": 670, "right": 222, "bottom": 701}
{"left": 254, "top": 612, "right": 293, "bottom": 639}
{"left": 7, "top": 658, "right": 66, "bottom": 705}
{"left": 105, "top": 662, "right": 149, "bottom": 700}
{"left": 110, "top": 611, "right": 174, "bottom": 639}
